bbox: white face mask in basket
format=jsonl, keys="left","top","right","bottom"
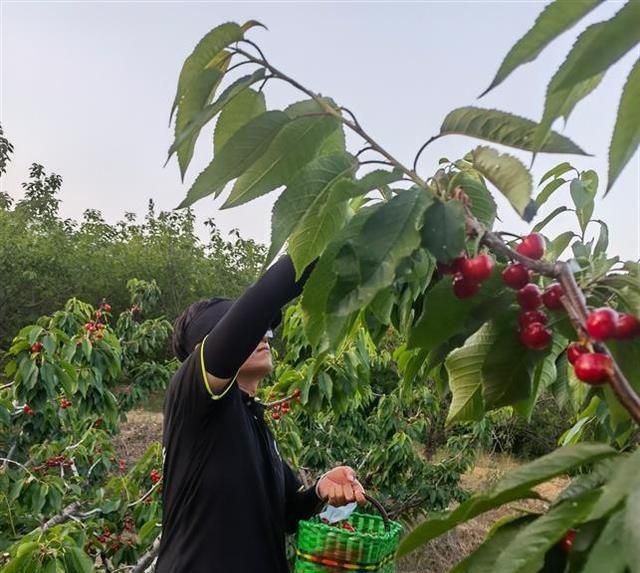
{"left": 318, "top": 502, "right": 358, "bottom": 524}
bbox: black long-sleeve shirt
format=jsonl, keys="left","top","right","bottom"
{"left": 156, "top": 256, "right": 322, "bottom": 573}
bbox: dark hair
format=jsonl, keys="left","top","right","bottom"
{"left": 172, "top": 300, "right": 212, "bottom": 362}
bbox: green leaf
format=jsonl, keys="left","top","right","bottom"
{"left": 332, "top": 168, "right": 405, "bottom": 200}
{"left": 408, "top": 271, "right": 508, "bottom": 351}
{"left": 539, "top": 161, "right": 574, "bottom": 185}
{"left": 420, "top": 199, "right": 465, "bottom": 262}
{"left": 170, "top": 21, "right": 260, "bottom": 119}
{"left": 440, "top": 107, "right": 587, "bottom": 154}
{"left": 450, "top": 516, "right": 539, "bottom": 573}
{"left": 449, "top": 172, "right": 497, "bottom": 228}
{"left": 493, "top": 492, "right": 599, "bottom": 573}
{"left": 63, "top": 547, "right": 94, "bottom": 573}
{"left": 214, "top": 88, "right": 266, "bottom": 154}
{"left": 267, "top": 153, "right": 357, "bottom": 274}
{"left": 482, "top": 0, "right": 603, "bottom": 95}
{"left": 570, "top": 178, "right": 596, "bottom": 234}
{"left": 317, "top": 371, "right": 333, "bottom": 401}
{"left": 446, "top": 322, "right": 497, "bottom": 423}
{"left": 535, "top": 177, "right": 568, "bottom": 208}
{"left": 607, "top": 339, "right": 640, "bottom": 398}
{"left": 514, "top": 332, "right": 568, "bottom": 419}
{"left": 532, "top": 8, "right": 632, "bottom": 154}
{"left": 624, "top": 488, "right": 640, "bottom": 573}
{"left": 169, "top": 69, "right": 267, "bottom": 173}
{"left": 555, "top": 1, "right": 640, "bottom": 91}
{"left": 588, "top": 448, "right": 640, "bottom": 520}
{"left": 593, "top": 219, "right": 609, "bottom": 256}
{"left": 532, "top": 206, "right": 570, "bottom": 233}
{"left": 138, "top": 520, "right": 160, "bottom": 546}
{"left": 546, "top": 230, "right": 575, "bottom": 260}
{"left": 492, "top": 443, "right": 616, "bottom": 498}
{"left": 223, "top": 115, "right": 340, "bottom": 209}
{"left": 2, "top": 552, "right": 38, "bottom": 573}
{"left": 398, "top": 444, "right": 615, "bottom": 558}
{"left": 607, "top": 57, "right": 640, "bottom": 192}
{"left": 481, "top": 328, "right": 542, "bottom": 412}
{"left": 175, "top": 63, "right": 229, "bottom": 180}
{"left": 178, "top": 111, "right": 290, "bottom": 208}
{"left": 470, "top": 146, "right": 535, "bottom": 221}
{"left": 327, "top": 188, "right": 433, "bottom": 316}
{"left": 582, "top": 511, "right": 626, "bottom": 573}
{"left": 302, "top": 205, "right": 382, "bottom": 350}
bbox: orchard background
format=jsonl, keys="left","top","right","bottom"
{"left": 1, "top": 1, "right": 640, "bottom": 572}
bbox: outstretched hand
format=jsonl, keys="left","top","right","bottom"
{"left": 317, "top": 466, "right": 366, "bottom": 507}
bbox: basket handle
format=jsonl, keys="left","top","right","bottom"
{"left": 364, "top": 493, "right": 390, "bottom": 532}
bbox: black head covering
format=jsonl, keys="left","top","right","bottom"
{"left": 180, "top": 297, "right": 282, "bottom": 360}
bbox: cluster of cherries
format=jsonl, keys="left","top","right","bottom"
{"left": 567, "top": 308, "right": 639, "bottom": 384}
{"left": 23, "top": 404, "right": 34, "bottom": 416}
{"left": 59, "top": 397, "right": 72, "bottom": 409}
{"left": 320, "top": 517, "right": 356, "bottom": 532}
{"left": 441, "top": 232, "right": 639, "bottom": 387}
{"left": 82, "top": 304, "right": 111, "bottom": 340}
{"left": 270, "top": 388, "right": 301, "bottom": 421}
{"left": 34, "top": 454, "right": 73, "bottom": 473}
{"left": 30, "top": 341, "right": 43, "bottom": 354}
{"left": 438, "top": 253, "right": 495, "bottom": 298}
{"left": 149, "top": 468, "right": 162, "bottom": 483}
{"left": 95, "top": 517, "right": 136, "bottom": 552}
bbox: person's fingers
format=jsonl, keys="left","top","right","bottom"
{"left": 351, "top": 480, "right": 366, "bottom": 505}
{"left": 342, "top": 466, "right": 356, "bottom": 483}
{"left": 342, "top": 484, "right": 355, "bottom": 504}
{"left": 328, "top": 483, "right": 340, "bottom": 505}
{"left": 333, "top": 484, "right": 347, "bottom": 506}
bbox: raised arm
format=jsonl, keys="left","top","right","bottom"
{"left": 202, "top": 255, "right": 316, "bottom": 393}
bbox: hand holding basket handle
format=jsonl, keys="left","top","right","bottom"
{"left": 316, "top": 466, "right": 367, "bottom": 507}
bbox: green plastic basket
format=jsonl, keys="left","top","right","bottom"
{"left": 294, "top": 494, "right": 402, "bottom": 573}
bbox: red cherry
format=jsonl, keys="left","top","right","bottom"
{"left": 542, "top": 283, "right": 565, "bottom": 311}
{"left": 103, "top": 303, "right": 112, "bottom": 312}
{"left": 516, "top": 233, "right": 545, "bottom": 260}
{"left": 84, "top": 323, "right": 92, "bottom": 330}
{"left": 566, "top": 343, "right": 588, "bottom": 365}
{"left": 616, "top": 313, "right": 640, "bottom": 339}
{"left": 452, "top": 273, "right": 480, "bottom": 299}
{"left": 271, "top": 411, "right": 280, "bottom": 421}
{"left": 149, "top": 469, "right": 162, "bottom": 483}
{"left": 30, "top": 342, "right": 43, "bottom": 353}
{"left": 23, "top": 404, "right": 34, "bottom": 416}
{"left": 292, "top": 388, "right": 301, "bottom": 399}
{"left": 460, "top": 255, "right": 494, "bottom": 283}
{"left": 502, "top": 263, "right": 530, "bottom": 290}
{"left": 97, "top": 323, "right": 105, "bottom": 330}
{"left": 96, "top": 332, "right": 104, "bottom": 339}
{"left": 516, "top": 284, "right": 542, "bottom": 310}
{"left": 519, "top": 322, "right": 552, "bottom": 349}
{"left": 586, "top": 308, "right": 618, "bottom": 341}
{"left": 518, "top": 310, "right": 548, "bottom": 329}
{"left": 574, "top": 353, "right": 612, "bottom": 385}
{"left": 562, "top": 529, "right": 576, "bottom": 553}
{"left": 437, "top": 256, "right": 466, "bottom": 275}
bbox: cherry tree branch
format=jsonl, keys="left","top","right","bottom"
{"left": 230, "top": 42, "right": 640, "bottom": 426}
{"left": 131, "top": 535, "right": 161, "bottom": 573}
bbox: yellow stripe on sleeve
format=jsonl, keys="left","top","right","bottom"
{"left": 199, "top": 335, "right": 238, "bottom": 400}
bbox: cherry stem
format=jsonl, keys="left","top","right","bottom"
{"left": 265, "top": 392, "right": 297, "bottom": 409}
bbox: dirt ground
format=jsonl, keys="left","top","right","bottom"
{"left": 117, "top": 410, "right": 569, "bottom": 573}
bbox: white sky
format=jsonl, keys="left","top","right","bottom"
{"left": 1, "top": 1, "right": 639, "bottom": 262}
